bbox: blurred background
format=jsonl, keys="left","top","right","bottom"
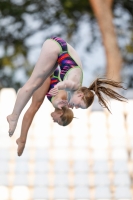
{"left": 0, "top": 0, "right": 133, "bottom": 89}
{"left": 0, "top": 0, "right": 133, "bottom": 200}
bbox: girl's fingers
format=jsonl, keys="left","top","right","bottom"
{"left": 58, "top": 101, "right": 69, "bottom": 108}
{"left": 48, "top": 89, "right": 58, "bottom": 96}
{"left": 63, "top": 100, "right": 68, "bottom": 103}
{"left": 60, "top": 100, "right": 67, "bottom": 103}
{"left": 62, "top": 101, "right": 68, "bottom": 105}
{"left": 49, "top": 88, "right": 58, "bottom": 94}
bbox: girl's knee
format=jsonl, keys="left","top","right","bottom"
{"left": 27, "top": 77, "right": 45, "bottom": 90}
{"left": 23, "top": 83, "right": 38, "bottom": 94}
{"left": 42, "top": 39, "right": 60, "bottom": 54}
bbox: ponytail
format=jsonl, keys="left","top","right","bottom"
{"left": 78, "top": 78, "right": 127, "bottom": 112}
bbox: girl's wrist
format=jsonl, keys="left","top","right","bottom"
{"left": 56, "top": 83, "right": 62, "bottom": 90}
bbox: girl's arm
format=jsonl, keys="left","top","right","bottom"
{"left": 57, "top": 80, "right": 80, "bottom": 91}
{"left": 48, "top": 80, "right": 80, "bottom": 96}
{"left": 16, "top": 77, "right": 50, "bottom": 156}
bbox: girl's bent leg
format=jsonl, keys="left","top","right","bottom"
{"left": 7, "top": 39, "right": 60, "bottom": 136}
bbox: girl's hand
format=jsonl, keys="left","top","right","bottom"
{"left": 57, "top": 99, "right": 69, "bottom": 109}
{"left": 48, "top": 86, "right": 59, "bottom": 96}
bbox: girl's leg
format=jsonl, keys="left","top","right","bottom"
{"left": 7, "top": 39, "right": 60, "bottom": 136}
{"left": 17, "top": 77, "right": 51, "bottom": 156}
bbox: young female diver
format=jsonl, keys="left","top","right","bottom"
{"left": 16, "top": 66, "right": 74, "bottom": 156}
{"left": 7, "top": 36, "right": 127, "bottom": 136}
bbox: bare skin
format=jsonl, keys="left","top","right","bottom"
{"left": 7, "top": 39, "right": 83, "bottom": 136}
{"left": 16, "top": 77, "right": 50, "bottom": 156}
{"left": 16, "top": 77, "right": 68, "bottom": 156}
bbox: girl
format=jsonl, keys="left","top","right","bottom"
{"left": 16, "top": 66, "right": 74, "bottom": 156}
{"left": 7, "top": 36, "right": 126, "bottom": 136}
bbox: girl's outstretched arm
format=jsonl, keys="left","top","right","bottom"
{"left": 58, "top": 80, "right": 80, "bottom": 91}
{"left": 16, "top": 77, "right": 50, "bottom": 156}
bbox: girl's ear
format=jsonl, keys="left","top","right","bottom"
{"left": 78, "top": 93, "right": 84, "bottom": 97}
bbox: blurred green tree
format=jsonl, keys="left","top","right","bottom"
{"left": 0, "top": 0, "right": 132, "bottom": 89}
{"left": 89, "top": 0, "right": 123, "bottom": 82}
{"left": 60, "top": 0, "right": 133, "bottom": 85}
{"left": 115, "top": 0, "right": 133, "bottom": 88}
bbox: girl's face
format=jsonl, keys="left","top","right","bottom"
{"left": 51, "top": 110, "right": 63, "bottom": 125}
{"left": 69, "top": 92, "right": 87, "bottom": 109}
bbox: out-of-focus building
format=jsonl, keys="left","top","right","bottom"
{"left": 0, "top": 88, "right": 133, "bottom": 200}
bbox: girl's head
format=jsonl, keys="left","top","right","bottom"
{"left": 69, "top": 88, "right": 93, "bottom": 109}
{"left": 69, "top": 78, "right": 127, "bottom": 112}
{"left": 51, "top": 107, "right": 74, "bottom": 126}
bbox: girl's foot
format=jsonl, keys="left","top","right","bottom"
{"left": 7, "top": 115, "right": 18, "bottom": 136}
{"left": 16, "top": 138, "right": 25, "bottom": 156}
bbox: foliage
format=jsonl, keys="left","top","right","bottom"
{"left": 0, "top": 0, "right": 133, "bottom": 89}
{"left": 0, "top": 0, "right": 66, "bottom": 89}
{"left": 113, "top": 0, "right": 133, "bottom": 88}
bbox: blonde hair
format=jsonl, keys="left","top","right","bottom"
{"left": 60, "top": 107, "right": 74, "bottom": 126}
{"left": 78, "top": 78, "right": 127, "bottom": 113}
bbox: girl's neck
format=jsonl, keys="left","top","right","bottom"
{"left": 67, "top": 91, "right": 74, "bottom": 102}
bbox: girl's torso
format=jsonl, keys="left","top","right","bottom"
{"left": 46, "top": 66, "right": 67, "bottom": 107}
{"left": 46, "top": 66, "right": 61, "bottom": 103}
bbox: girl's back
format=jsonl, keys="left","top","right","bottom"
{"left": 66, "top": 43, "right": 83, "bottom": 85}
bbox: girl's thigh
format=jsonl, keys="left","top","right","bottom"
{"left": 26, "top": 39, "right": 60, "bottom": 88}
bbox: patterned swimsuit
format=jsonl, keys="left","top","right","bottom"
{"left": 51, "top": 36, "right": 83, "bottom": 81}
{"left": 46, "top": 36, "right": 83, "bottom": 102}
{"left": 46, "top": 66, "right": 61, "bottom": 102}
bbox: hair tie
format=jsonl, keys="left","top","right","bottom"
{"left": 90, "top": 90, "right": 95, "bottom": 95}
